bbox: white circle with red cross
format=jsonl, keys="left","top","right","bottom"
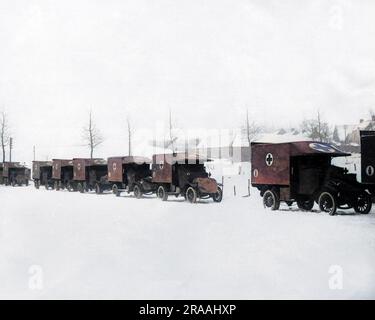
{"left": 265, "top": 153, "right": 273, "bottom": 166}
{"left": 366, "top": 165, "right": 374, "bottom": 177}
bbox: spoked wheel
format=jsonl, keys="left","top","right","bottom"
{"left": 112, "top": 184, "right": 120, "bottom": 196}
{"left": 133, "top": 184, "right": 143, "bottom": 199}
{"left": 354, "top": 193, "right": 372, "bottom": 214}
{"left": 319, "top": 191, "right": 337, "bottom": 215}
{"left": 297, "top": 199, "right": 315, "bottom": 211}
{"left": 263, "top": 190, "right": 280, "bottom": 211}
{"left": 67, "top": 183, "right": 73, "bottom": 192}
{"left": 157, "top": 186, "right": 168, "bottom": 201}
{"left": 95, "top": 183, "right": 103, "bottom": 194}
{"left": 186, "top": 187, "right": 198, "bottom": 203}
{"left": 77, "top": 183, "right": 84, "bottom": 193}
{"left": 213, "top": 187, "right": 223, "bottom": 203}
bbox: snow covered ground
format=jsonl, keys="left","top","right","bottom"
{"left": 0, "top": 185, "right": 375, "bottom": 300}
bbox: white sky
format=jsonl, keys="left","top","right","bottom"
{"left": 0, "top": 0, "right": 374, "bottom": 164}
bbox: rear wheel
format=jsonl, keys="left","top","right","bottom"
{"left": 319, "top": 191, "right": 337, "bottom": 215}
{"left": 67, "top": 183, "right": 73, "bottom": 192}
{"left": 157, "top": 186, "right": 168, "bottom": 201}
{"left": 95, "top": 183, "right": 103, "bottom": 194}
{"left": 263, "top": 190, "right": 280, "bottom": 210}
{"left": 213, "top": 187, "right": 223, "bottom": 203}
{"left": 186, "top": 187, "right": 198, "bottom": 203}
{"left": 77, "top": 183, "right": 84, "bottom": 193}
{"left": 133, "top": 184, "right": 143, "bottom": 199}
{"left": 297, "top": 199, "right": 314, "bottom": 211}
{"left": 354, "top": 193, "right": 372, "bottom": 214}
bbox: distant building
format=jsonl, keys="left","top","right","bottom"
{"left": 332, "top": 116, "right": 375, "bottom": 153}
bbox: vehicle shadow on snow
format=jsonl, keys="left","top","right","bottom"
{"left": 277, "top": 207, "right": 370, "bottom": 216}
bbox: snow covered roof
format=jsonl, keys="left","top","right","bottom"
{"left": 253, "top": 133, "right": 312, "bottom": 144}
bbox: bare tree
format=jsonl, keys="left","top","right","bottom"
{"left": 242, "top": 109, "right": 261, "bottom": 146}
{"left": 369, "top": 108, "right": 375, "bottom": 118}
{"left": 82, "top": 110, "right": 104, "bottom": 159}
{"left": 126, "top": 116, "right": 132, "bottom": 156}
{"left": 167, "top": 108, "right": 178, "bottom": 152}
{"left": 300, "top": 111, "right": 331, "bottom": 142}
{"left": 229, "top": 129, "right": 237, "bottom": 161}
{"left": 0, "top": 111, "right": 10, "bottom": 163}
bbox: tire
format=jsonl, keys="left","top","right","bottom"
{"left": 186, "top": 187, "right": 198, "bottom": 204}
{"left": 263, "top": 190, "right": 280, "bottom": 210}
{"left": 297, "top": 199, "right": 314, "bottom": 211}
{"left": 319, "top": 191, "right": 337, "bottom": 215}
{"left": 77, "top": 183, "right": 84, "bottom": 193}
{"left": 133, "top": 184, "right": 143, "bottom": 199}
{"left": 112, "top": 184, "right": 119, "bottom": 196}
{"left": 213, "top": 187, "right": 223, "bottom": 203}
{"left": 67, "top": 183, "right": 73, "bottom": 192}
{"left": 95, "top": 183, "right": 103, "bottom": 194}
{"left": 157, "top": 186, "right": 168, "bottom": 201}
{"left": 354, "top": 193, "right": 372, "bottom": 214}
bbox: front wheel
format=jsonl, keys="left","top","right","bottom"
{"left": 157, "top": 186, "right": 168, "bottom": 201}
{"left": 77, "top": 183, "right": 85, "bottom": 193}
{"left": 95, "top": 183, "right": 103, "bottom": 194}
{"left": 213, "top": 187, "right": 223, "bottom": 203}
{"left": 263, "top": 190, "right": 280, "bottom": 210}
{"left": 133, "top": 184, "right": 143, "bottom": 199}
{"left": 186, "top": 187, "right": 197, "bottom": 203}
{"left": 112, "top": 184, "right": 118, "bottom": 195}
{"left": 319, "top": 191, "right": 337, "bottom": 215}
{"left": 354, "top": 193, "right": 372, "bottom": 214}
{"left": 54, "top": 181, "right": 60, "bottom": 191}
